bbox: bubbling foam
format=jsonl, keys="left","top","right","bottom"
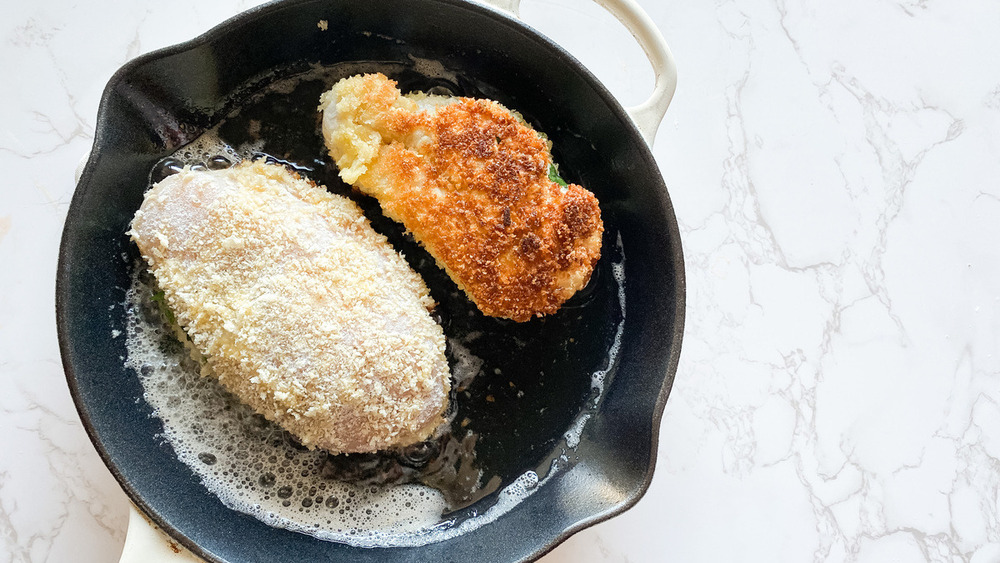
{"left": 124, "top": 267, "right": 575, "bottom": 546}
{"left": 122, "top": 230, "right": 628, "bottom": 547}
{"left": 124, "top": 274, "right": 456, "bottom": 545}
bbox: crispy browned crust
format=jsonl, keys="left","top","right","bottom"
{"left": 325, "top": 74, "right": 604, "bottom": 322}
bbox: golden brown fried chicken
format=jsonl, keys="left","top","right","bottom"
{"left": 319, "top": 73, "right": 603, "bottom": 322}
{"left": 129, "top": 161, "right": 450, "bottom": 454}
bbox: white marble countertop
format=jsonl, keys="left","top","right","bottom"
{"left": 3, "top": 0, "right": 999, "bottom": 561}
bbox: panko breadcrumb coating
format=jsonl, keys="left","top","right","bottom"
{"left": 128, "top": 161, "right": 450, "bottom": 454}
{"left": 319, "top": 73, "right": 604, "bottom": 322}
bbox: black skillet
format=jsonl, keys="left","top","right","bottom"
{"left": 57, "top": 0, "right": 684, "bottom": 561}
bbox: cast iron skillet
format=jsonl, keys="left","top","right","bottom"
{"left": 57, "top": 0, "right": 685, "bottom": 561}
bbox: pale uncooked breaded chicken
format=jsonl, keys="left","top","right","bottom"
{"left": 129, "top": 161, "right": 450, "bottom": 454}
{"left": 319, "top": 73, "right": 604, "bottom": 322}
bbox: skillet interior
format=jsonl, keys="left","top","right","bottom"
{"left": 57, "top": 0, "right": 684, "bottom": 561}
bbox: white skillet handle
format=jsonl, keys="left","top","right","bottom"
{"left": 474, "top": 0, "right": 677, "bottom": 145}
{"left": 120, "top": 505, "right": 205, "bottom": 563}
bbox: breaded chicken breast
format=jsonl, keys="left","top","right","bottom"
{"left": 129, "top": 161, "right": 450, "bottom": 454}
{"left": 319, "top": 73, "right": 603, "bottom": 322}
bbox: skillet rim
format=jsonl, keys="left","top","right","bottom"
{"left": 56, "top": 0, "right": 686, "bottom": 560}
